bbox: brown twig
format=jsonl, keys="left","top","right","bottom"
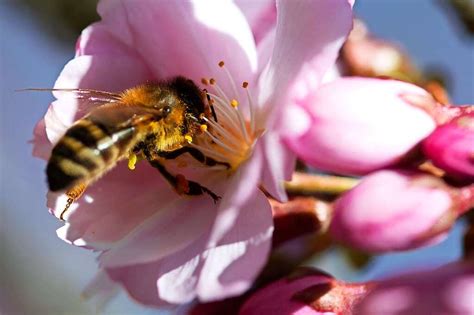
{"left": 285, "top": 172, "right": 359, "bottom": 196}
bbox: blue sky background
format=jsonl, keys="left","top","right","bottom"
{"left": 1, "top": 1, "right": 472, "bottom": 314}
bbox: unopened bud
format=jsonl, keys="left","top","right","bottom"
{"left": 355, "top": 263, "right": 474, "bottom": 315}
{"left": 283, "top": 78, "right": 436, "bottom": 176}
{"left": 329, "top": 170, "right": 473, "bottom": 252}
{"left": 423, "top": 113, "right": 474, "bottom": 181}
{"left": 240, "top": 268, "right": 373, "bottom": 315}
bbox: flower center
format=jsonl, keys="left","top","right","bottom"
{"left": 190, "top": 61, "right": 262, "bottom": 171}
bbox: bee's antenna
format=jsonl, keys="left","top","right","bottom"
{"left": 203, "top": 89, "right": 218, "bottom": 123}
{"left": 210, "top": 103, "right": 218, "bottom": 123}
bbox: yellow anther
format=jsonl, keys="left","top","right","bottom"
{"left": 218, "top": 61, "right": 225, "bottom": 67}
{"left": 200, "top": 124, "right": 208, "bottom": 132}
{"left": 209, "top": 78, "right": 216, "bottom": 85}
{"left": 128, "top": 153, "right": 138, "bottom": 170}
{"left": 201, "top": 78, "right": 209, "bottom": 85}
{"left": 242, "top": 81, "right": 249, "bottom": 88}
{"left": 185, "top": 134, "right": 193, "bottom": 143}
{"left": 230, "top": 99, "right": 239, "bottom": 108}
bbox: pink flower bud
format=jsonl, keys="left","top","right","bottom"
{"left": 283, "top": 78, "right": 436, "bottom": 176}
{"left": 329, "top": 170, "right": 473, "bottom": 252}
{"left": 422, "top": 113, "right": 474, "bottom": 181}
{"left": 239, "top": 268, "right": 373, "bottom": 315}
{"left": 355, "top": 263, "right": 474, "bottom": 315}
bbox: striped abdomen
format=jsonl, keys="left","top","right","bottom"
{"left": 47, "top": 119, "right": 138, "bottom": 191}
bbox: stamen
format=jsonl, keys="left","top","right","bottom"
{"left": 189, "top": 143, "right": 232, "bottom": 162}
{"left": 218, "top": 61, "right": 240, "bottom": 101}
{"left": 210, "top": 79, "right": 233, "bottom": 107}
{"left": 235, "top": 108, "right": 251, "bottom": 144}
{"left": 202, "top": 117, "right": 243, "bottom": 146}
{"left": 212, "top": 104, "right": 242, "bottom": 135}
{"left": 243, "top": 83, "right": 256, "bottom": 133}
{"left": 194, "top": 62, "right": 263, "bottom": 171}
{"left": 208, "top": 92, "right": 241, "bottom": 131}
{"left": 204, "top": 130, "right": 243, "bottom": 155}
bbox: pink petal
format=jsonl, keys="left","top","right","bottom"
{"left": 106, "top": 233, "right": 209, "bottom": 307}
{"left": 81, "top": 271, "right": 120, "bottom": 312}
{"left": 31, "top": 119, "right": 52, "bottom": 160}
{"left": 75, "top": 23, "right": 141, "bottom": 58}
{"left": 260, "top": 131, "right": 295, "bottom": 202}
{"left": 256, "top": 28, "right": 276, "bottom": 78}
{"left": 207, "top": 144, "right": 263, "bottom": 246}
{"left": 97, "top": 0, "right": 257, "bottom": 91}
{"left": 197, "top": 190, "right": 273, "bottom": 301}
{"left": 99, "top": 192, "right": 217, "bottom": 268}
{"left": 106, "top": 190, "right": 273, "bottom": 305}
{"left": 258, "top": 0, "right": 353, "bottom": 113}
{"left": 53, "top": 163, "right": 177, "bottom": 249}
{"left": 44, "top": 55, "right": 152, "bottom": 144}
{"left": 235, "top": 0, "right": 276, "bottom": 43}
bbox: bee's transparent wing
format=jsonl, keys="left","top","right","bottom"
{"left": 20, "top": 88, "right": 122, "bottom": 104}
{"left": 20, "top": 87, "right": 124, "bottom": 118}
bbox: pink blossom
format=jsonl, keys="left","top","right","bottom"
{"left": 355, "top": 263, "right": 474, "bottom": 315}
{"left": 283, "top": 78, "right": 436, "bottom": 176}
{"left": 32, "top": 0, "right": 355, "bottom": 306}
{"left": 329, "top": 169, "right": 474, "bottom": 252}
{"left": 239, "top": 268, "right": 372, "bottom": 315}
{"left": 423, "top": 113, "right": 474, "bottom": 181}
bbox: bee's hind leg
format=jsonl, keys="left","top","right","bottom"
{"left": 148, "top": 159, "right": 221, "bottom": 203}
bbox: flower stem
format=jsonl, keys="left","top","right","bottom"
{"left": 285, "top": 172, "right": 359, "bottom": 195}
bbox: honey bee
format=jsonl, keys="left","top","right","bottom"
{"left": 32, "top": 76, "right": 226, "bottom": 220}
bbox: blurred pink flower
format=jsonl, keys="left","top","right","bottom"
{"left": 329, "top": 169, "right": 474, "bottom": 252}
{"left": 283, "top": 78, "right": 437, "bottom": 176}
{"left": 355, "top": 263, "right": 474, "bottom": 315}
{"left": 32, "top": 0, "right": 354, "bottom": 306}
{"left": 423, "top": 113, "right": 474, "bottom": 181}
{"left": 239, "top": 268, "right": 372, "bottom": 315}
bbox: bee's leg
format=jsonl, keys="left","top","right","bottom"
{"left": 148, "top": 159, "right": 221, "bottom": 203}
{"left": 59, "top": 182, "right": 87, "bottom": 221}
{"left": 157, "top": 147, "right": 230, "bottom": 169}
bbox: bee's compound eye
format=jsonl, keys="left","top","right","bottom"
{"left": 161, "top": 106, "right": 171, "bottom": 116}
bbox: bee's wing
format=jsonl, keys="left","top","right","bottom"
{"left": 20, "top": 88, "right": 122, "bottom": 105}
{"left": 85, "top": 102, "right": 164, "bottom": 132}
{"left": 20, "top": 87, "right": 125, "bottom": 120}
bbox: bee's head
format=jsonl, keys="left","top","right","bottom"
{"left": 168, "top": 76, "right": 206, "bottom": 123}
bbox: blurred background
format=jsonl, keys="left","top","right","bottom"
{"left": 0, "top": 0, "right": 472, "bottom": 314}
